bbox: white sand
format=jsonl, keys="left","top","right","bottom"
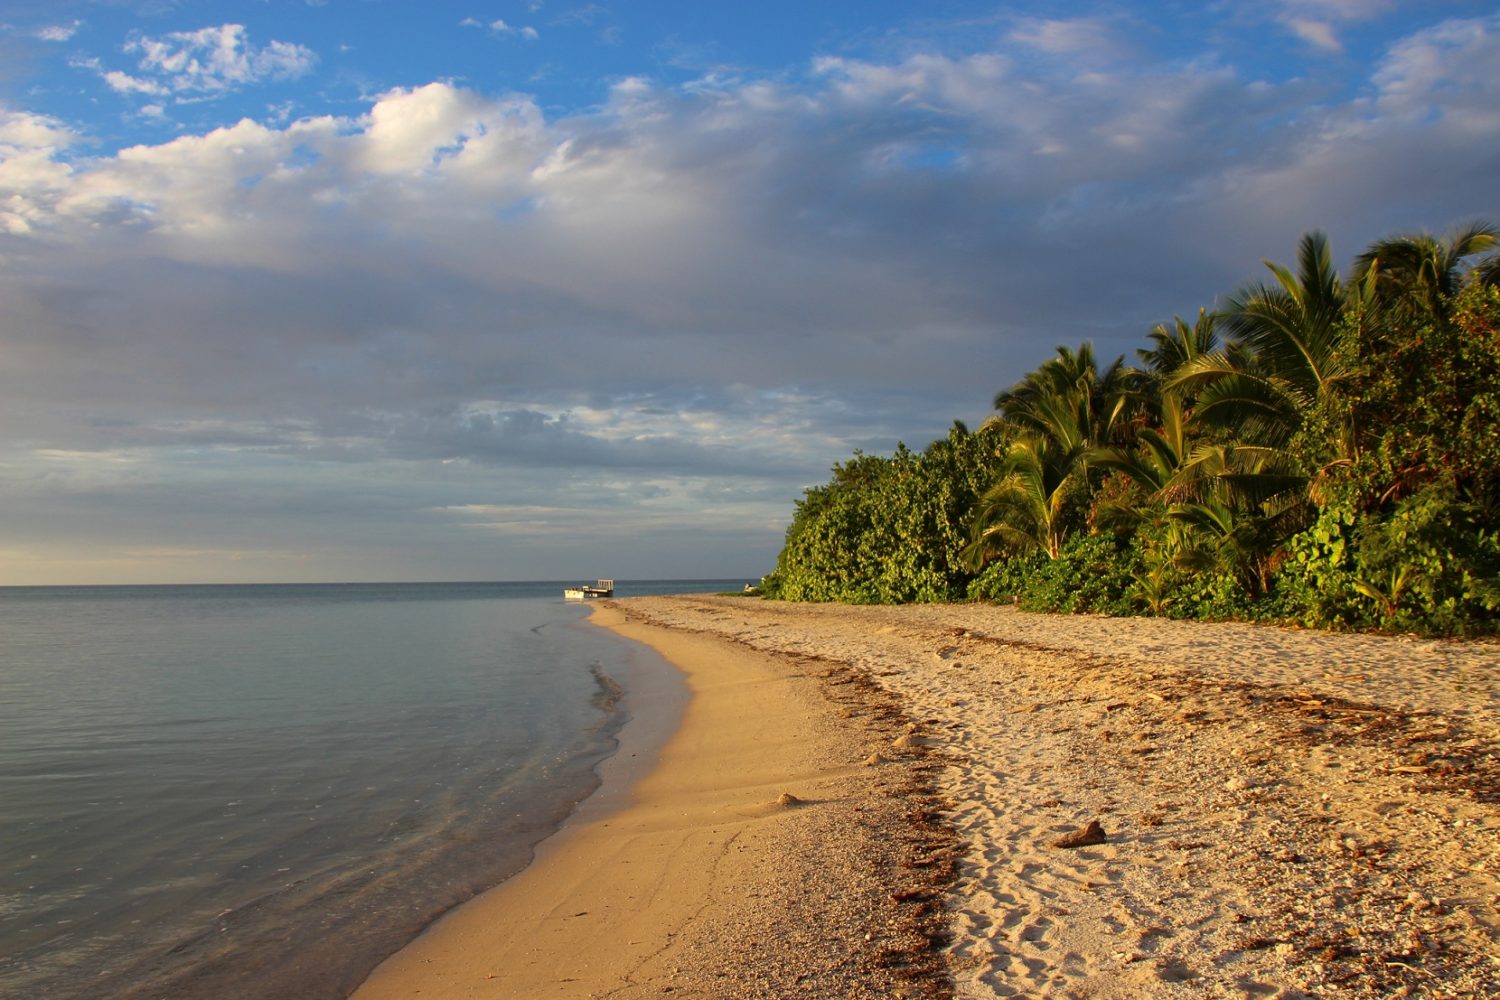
{"left": 620, "top": 597, "right": 1500, "bottom": 999}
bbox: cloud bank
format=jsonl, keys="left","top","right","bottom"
{"left": 0, "top": 11, "right": 1496, "bottom": 581}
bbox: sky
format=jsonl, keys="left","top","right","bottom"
{"left": 0, "top": 1, "right": 1496, "bottom": 585}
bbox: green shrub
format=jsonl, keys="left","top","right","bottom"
{"left": 968, "top": 533, "right": 1143, "bottom": 615}
{"left": 1277, "top": 487, "right": 1500, "bottom": 635}
{"left": 762, "top": 422, "right": 1005, "bottom": 603}
{"left": 966, "top": 552, "right": 1045, "bottom": 602}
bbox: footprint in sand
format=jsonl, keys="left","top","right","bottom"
{"left": 1154, "top": 959, "right": 1199, "bottom": 983}
{"left": 1018, "top": 916, "right": 1054, "bottom": 950}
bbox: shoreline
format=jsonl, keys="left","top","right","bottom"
{"left": 0, "top": 585, "right": 678, "bottom": 1000}
{"left": 355, "top": 596, "right": 1499, "bottom": 998}
{"left": 352, "top": 600, "right": 952, "bottom": 999}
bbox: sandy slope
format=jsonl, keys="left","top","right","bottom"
{"left": 617, "top": 597, "right": 1499, "bottom": 999}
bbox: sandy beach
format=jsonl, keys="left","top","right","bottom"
{"left": 356, "top": 596, "right": 1499, "bottom": 999}
{"left": 353, "top": 602, "right": 951, "bottom": 999}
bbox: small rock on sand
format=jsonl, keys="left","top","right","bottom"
{"left": 1053, "top": 820, "right": 1108, "bottom": 849}
{"left": 776, "top": 792, "right": 804, "bottom": 807}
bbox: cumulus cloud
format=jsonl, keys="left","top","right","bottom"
{"left": 0, "top": 108, "right": 77, "bottom": 150}
{"left": 4, "top": 23, "right": 1493, "bottom": 398}
{"left": 0, "top": 110, "right": 80, "bottom": 234}
{"left": 113, "top": 23, "right": 316, "bottom": 96}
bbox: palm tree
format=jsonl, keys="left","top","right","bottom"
{"left": 995, "top": 342, "right": 1131, "bottom": 451}
{"left": 1136, "top": 309, "right": 1223, "bottom": 386}
{"left": 1473, "top": 249, "right": 1500, "bottom": 288}
{"left": 963, "top": 433, "right": 1085, "bottom": 565}
{"left": 1091, "top": 389, "right": 1191, "bottom": 503}
{"left": 1123, "top": 309, "right": 1234, "bottom": 444}
{"left": 1092, "top": 389, "right": 1306, "bottom": 595}
{"left": 965, "top": 341, "right": 1134, "bottom": 570}
{"left": 1352, "top": 221, "right": 1499, "bottom": 327}
{"left": 1168, "top": 231, "right": 1356, "bottom": 457}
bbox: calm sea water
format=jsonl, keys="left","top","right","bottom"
{"left": 0, "top": 580, "right": 739, "bottom": 999}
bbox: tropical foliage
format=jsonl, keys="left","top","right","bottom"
{"left": 765, "top": 220, "right": 1500, "bottom": 635}
{"left": 762, "top": 422, "right": 1006, "bottom": 603}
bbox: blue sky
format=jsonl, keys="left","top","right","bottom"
{"left": 0, "top": 1, "right": 1496, "bottom": 584}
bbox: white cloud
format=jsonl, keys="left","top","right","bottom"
{"left": 1286, "top": 18, "right": 1342, "bottom": 52}
{"left": 0, "top": 108, "right": 77, "bottom": 150}
{"left": 0, "top": 110, "right": 79, "bottom": 234}
{"left": 461, "top": 17, "right": 540, "bottom": 40}
{"left": 36, "top": 21, "right": 83, "bottom": 42}
{"left": 104, "top": 69, "right": 170, "bottom": 96}
{"left": 1272, "top": 0, "right": 1397, "bottom": 51}
{"left": 352, "top": 82, "right": 546, "bottom": 177}
{"left": 6, "top": 18, "right": 1490, "bottom": 294}
{"left": 5, "top": 20, "right": 1491, "bottom": 338}
{"left": 120, "top": 23, "right": 316, "bottom": 95}
{"left": 1372, "top": 15, "right": 1500, "bottom": 128}
{"left": 1008, "top": 16, "right": 1128, "bottom": 60}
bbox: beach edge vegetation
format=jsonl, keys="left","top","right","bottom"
{"left": 762, "top": 221, "right": 1500, "bottom": 637}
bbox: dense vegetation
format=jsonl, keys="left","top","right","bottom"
{"left": 762, "top": 223, "right": 1500, "bottom": 636}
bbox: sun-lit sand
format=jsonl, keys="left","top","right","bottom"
{"left": 351, "top": 602, "right": 950, "bottom": 999}
{"left": 356, "top": 596, "right": 1500, "bottom": 998}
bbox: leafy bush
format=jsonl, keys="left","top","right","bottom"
{"left": 1277, "top": 488, "right": 1500, "bottom": 635}
{"left": 1161, "top": 565, "right": 1262, "bottom": 622}
{"left": 1278, "top": 506, "right": 1369, "bottom": 629}
{"left": 966, "top": 552, "right": 1044, "bottom": 603}
{"left": 1356, "top": 492, "right": 1500, "bottom": 635}
{"left": 968, "top": 534, "right": 1142, "bottom": 615}
{"left": 1346, "top": 281, "right": 1500, "bottom": 513}
{"left": 762, "top": 423, "right": 1003, "bottom": 603}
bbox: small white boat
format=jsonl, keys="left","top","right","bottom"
{"left": 563, "top": 579, "right": 614, "bottom": 600}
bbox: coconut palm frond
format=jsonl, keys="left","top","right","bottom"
{"left": 967, "top": 434, "right": 1087, "bottom": 564}
{"left": 1353, "top": 221, "right": 1500, "bottom": 324}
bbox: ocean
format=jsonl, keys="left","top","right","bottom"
{"left": 0, "top": 580, "right": 740, "bottom": 999}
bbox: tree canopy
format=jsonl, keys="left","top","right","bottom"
{"left": 763, "top": 220, "right": 1500, "bottom": 636}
